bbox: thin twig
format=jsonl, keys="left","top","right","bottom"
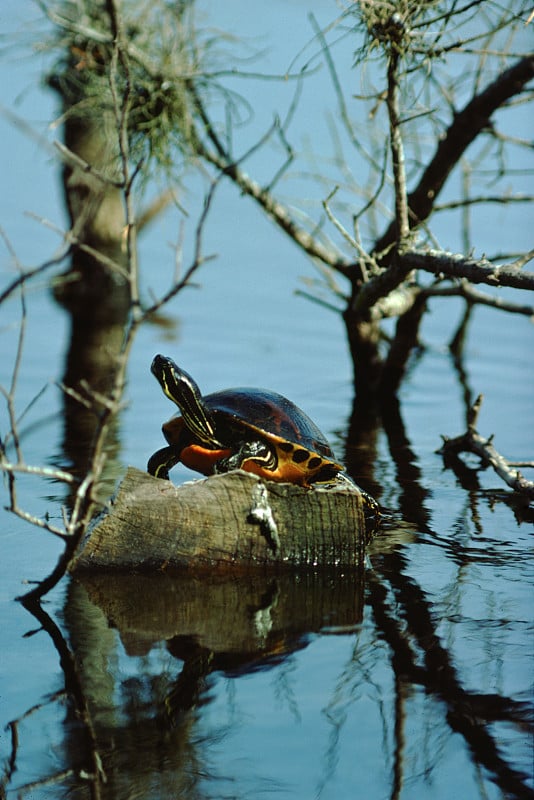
{"left": 54, "top": 141, "right": 124, "bottom": 189}
{"left": 434, "top": 193, "right": 533, "bottom": 211}
{"left": 189, "top": 89, "right": 350, "bottom": 275}
{"left": 107, "top": 0, "right": 140, "bottom": 318}
{"left": 0, "top": 232, "right": 70, "bottom": 305}
{"left": 143, "top": 181, "right": 219, "bottom": 317}
{"left": 386, "top": 48, "right": 410, "bottom": 244}
{"left": 0, "top": 462, "right": 76, "bottom": 484}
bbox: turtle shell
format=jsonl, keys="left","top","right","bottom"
{"left": 162, "top": 387, "right": 344, "bottom": 485}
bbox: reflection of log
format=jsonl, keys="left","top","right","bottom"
{"left": 71, "top": 467, "right": 371, "bottom": 571}
{"left": 69, "top": 568, "right": 365, "bottom": 721}
{"left": 75, "top": 569, "right": 364, "bottom": 658}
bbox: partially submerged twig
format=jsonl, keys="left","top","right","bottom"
{"left": 439, "top": 395, "right": 534, "bottom": 500}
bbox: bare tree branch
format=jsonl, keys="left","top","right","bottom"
{"left": 189, "top": 88, "right": 353, "bottom": 276}
{"left": 434, "top": 194, "right": 533, "bottom": 212}
{"left": 399, "top": 248, "right": 534, "bottom": 290}
{"left": 422, "top": 282, "right": 534, "bottom": 317}
{"left": 375, "top": 55, "right": 534, "bottom": 254}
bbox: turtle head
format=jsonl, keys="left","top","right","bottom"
{"left": 151, "top": 355, "right": 221, "bottom": 446}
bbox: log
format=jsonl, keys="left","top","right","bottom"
{"left": 70, "top": 467, "right": 373, "bottom": 572}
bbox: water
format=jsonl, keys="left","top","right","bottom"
{"left": 1, "top": 3, "right": 533, "bottom": 799}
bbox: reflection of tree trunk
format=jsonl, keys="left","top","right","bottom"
{"left": 59, "top": 253, "right": 128, "bottom": 497}
{"left": 346, "top": 391, "right": 433, "bottom": 532}
{"left": 63, "top": 580, "right": 201, "bottom": 800}
{"left": 345, "top": 394, "right": 382, "bottom": 502}
{"left": 380, "top": 397, "right": 432, "bottom": 532}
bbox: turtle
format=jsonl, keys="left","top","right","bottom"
{"left": 146, "top": 354, "right": 348, "bottom": 488}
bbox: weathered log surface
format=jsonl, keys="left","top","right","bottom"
{"left": 70, "top": 466, "right": 370, "bottom": 572}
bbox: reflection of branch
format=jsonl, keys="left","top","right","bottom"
{"left": 17, "top": 597, "right": 106, "bottom": 794}
{"left": 380, "top": 396, "right": 432, "bottom": 530}
{"left": 368, "top": 552, "right": 534, "bottom": 800}
{"left": 439, "top": 395, "right": 534, "bottom": 500}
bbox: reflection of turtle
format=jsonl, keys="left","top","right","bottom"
{"left": 147, "top": 355, "right": 347, "bottom": 487}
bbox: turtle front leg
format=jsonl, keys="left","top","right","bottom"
{"left": 147, "top": 446, "right": 182, "bottom": 480}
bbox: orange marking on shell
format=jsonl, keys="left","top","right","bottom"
{"left": 240, "top": 458, "right": 311, "bottom": 486}
{"left": 240, "top": 448, "right": 333, "bottom": 487}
